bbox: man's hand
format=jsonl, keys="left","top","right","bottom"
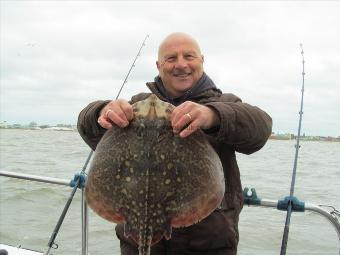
{"left": 97, "top": 99, "right": 133, "bottom": 129}
{"left": 171, "top": 101, "right": 220, "bottom": 138}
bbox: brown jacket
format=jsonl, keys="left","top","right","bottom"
{"left": 77, "top": 82, "right": 272, "bottom": 254}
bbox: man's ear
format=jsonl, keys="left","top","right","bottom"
{"left": 156, "top": 61, "right": 160, "bottom": 70}
{"left": 201, "top": 55, "right": 204, "bottom": 62}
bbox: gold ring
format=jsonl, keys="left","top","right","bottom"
{"left": 105, "top": 109, "right": 113, "bottom": 118}
{"left": 185, "top": 113, "right": 192, "bottom": 122}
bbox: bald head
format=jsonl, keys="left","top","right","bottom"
{"left": 158, "top": 32, "right": 202, "bottom": 61}
{"left": 156, "top": 32, "right": 204, "bottom": 97}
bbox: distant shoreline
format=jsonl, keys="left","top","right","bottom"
{"left": 0, "top": 127, "right": 76, "bottom": 132}
{"left": 269, "top": 133, "right": 340, "bottom": 142}
{"left": 1, "top": 127, "right": 339, "bottom": 142}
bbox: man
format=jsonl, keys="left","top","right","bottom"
{"left": 78, "top": 32, "right": 272, "bottom": 255}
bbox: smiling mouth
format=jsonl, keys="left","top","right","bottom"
{"left": 173, "top": 73, "right": 191, "bottom": 78}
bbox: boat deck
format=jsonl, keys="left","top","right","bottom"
{"left": 0, "top": 244, "right": 43, "bottom": 255}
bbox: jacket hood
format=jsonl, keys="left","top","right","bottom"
{"left": 147, "top": 72, "right": 221, "bottom": 106}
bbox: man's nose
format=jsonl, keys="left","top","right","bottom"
{"left": 174, "top": 56, "right": 188, "bottom": 69}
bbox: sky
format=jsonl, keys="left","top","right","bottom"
{"left": 1, "top": 1, "right": 339, "bottom": 136}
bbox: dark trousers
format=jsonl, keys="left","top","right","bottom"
{"left": 120, "top": 240, "right": 236, "bottom": 255}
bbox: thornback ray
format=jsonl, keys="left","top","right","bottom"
{"left": 85, "top": 94, "right": 225, "bottom": 255}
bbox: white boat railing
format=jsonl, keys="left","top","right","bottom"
{"left": 0, "top": 170, "right": 89, "bottom": 255}
{"left": 1, "top": 170, "right": 340, "bottom": 254}
{"left": 0, "top": 170, "right": 70, "bottom": 186}
{"left": 246, "top": 197, "right": 340, "bottom": 240}
{"left": 243, "top": 187, "right": 340, "bottom": 254}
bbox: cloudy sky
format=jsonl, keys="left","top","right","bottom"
{"left": 1, "top": 1, "right": 339, "bottom": 136}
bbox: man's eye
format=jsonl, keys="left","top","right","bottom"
{"left": 166, "top": 57, "right": 176, "bottom": 62}
{"left": 185, "top": 55, "right": 195, "bottom": 60}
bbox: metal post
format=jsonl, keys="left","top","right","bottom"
{"left": 81, "top": 188, "right": 89, "bottom": 255}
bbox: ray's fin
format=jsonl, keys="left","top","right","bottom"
{"left": 164, "top": 220, "right": 172, "bottom": 240}
{"left": 124, "top": 222, "right": 132, "bottom": 238}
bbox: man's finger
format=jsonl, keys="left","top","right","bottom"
{"left": 173, "top": 111, "right": 195, "bottom": 134}
{"left": 97, "top": 116, "right": 113, "bottom": 129}
{"left": 171, "top": 103, "right": 193, "bottom": 128}
{"left": 120, "top": 102, "right": 134, "bottom": 121}
{"left": 179, "top": 120, "right": 200, "bottom": 138}
{"left": 107, "top": 109, "right": 129, "bottom": 128}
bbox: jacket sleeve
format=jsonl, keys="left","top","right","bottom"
{"left": 204, "top": 93, "right": 272, "bottom": 155}
{"left": 77, "top": 100, "right": 111, "bottom": 151}
{"left": 77, "top": 93, "right": 151, "bottom": 151}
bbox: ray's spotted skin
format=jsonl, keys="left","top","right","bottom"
{"left": 85, "top": 95, "right": 225, "bottom": 255}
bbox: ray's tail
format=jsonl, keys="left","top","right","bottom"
{"left": 138, "top": 166, "right": 153, "bottom": 255}
{"left": 138, "top": 224, "right": 153, "bottom": 255}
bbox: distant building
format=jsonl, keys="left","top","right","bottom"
{"left": 269, "top": 133, "right": 294, "bottom": 140}
{"left": 0, "top": 121, "right": 9, "bottom": 128}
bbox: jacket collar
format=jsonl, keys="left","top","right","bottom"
{"left": 146, "top": 72, "right": 220, "bottom": 106}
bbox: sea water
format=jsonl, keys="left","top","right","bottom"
{"left": 0, "top": 129, "right": 339, "bottom": 255}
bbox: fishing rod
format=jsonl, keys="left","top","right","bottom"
{"left": 44, "top": 152, "right": 91, "bottom": 255}
{"left": 279, "top": 44, "right": 306, "bottom": 255}
{"left": 116, "top": 34, "right": 149, "bottom": 100}
{"left": 43, "top": 34, "right": 149, "bottom": 255}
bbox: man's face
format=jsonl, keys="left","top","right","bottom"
{"left": 156, "top": 36, "right": 204, "bottom": 97}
